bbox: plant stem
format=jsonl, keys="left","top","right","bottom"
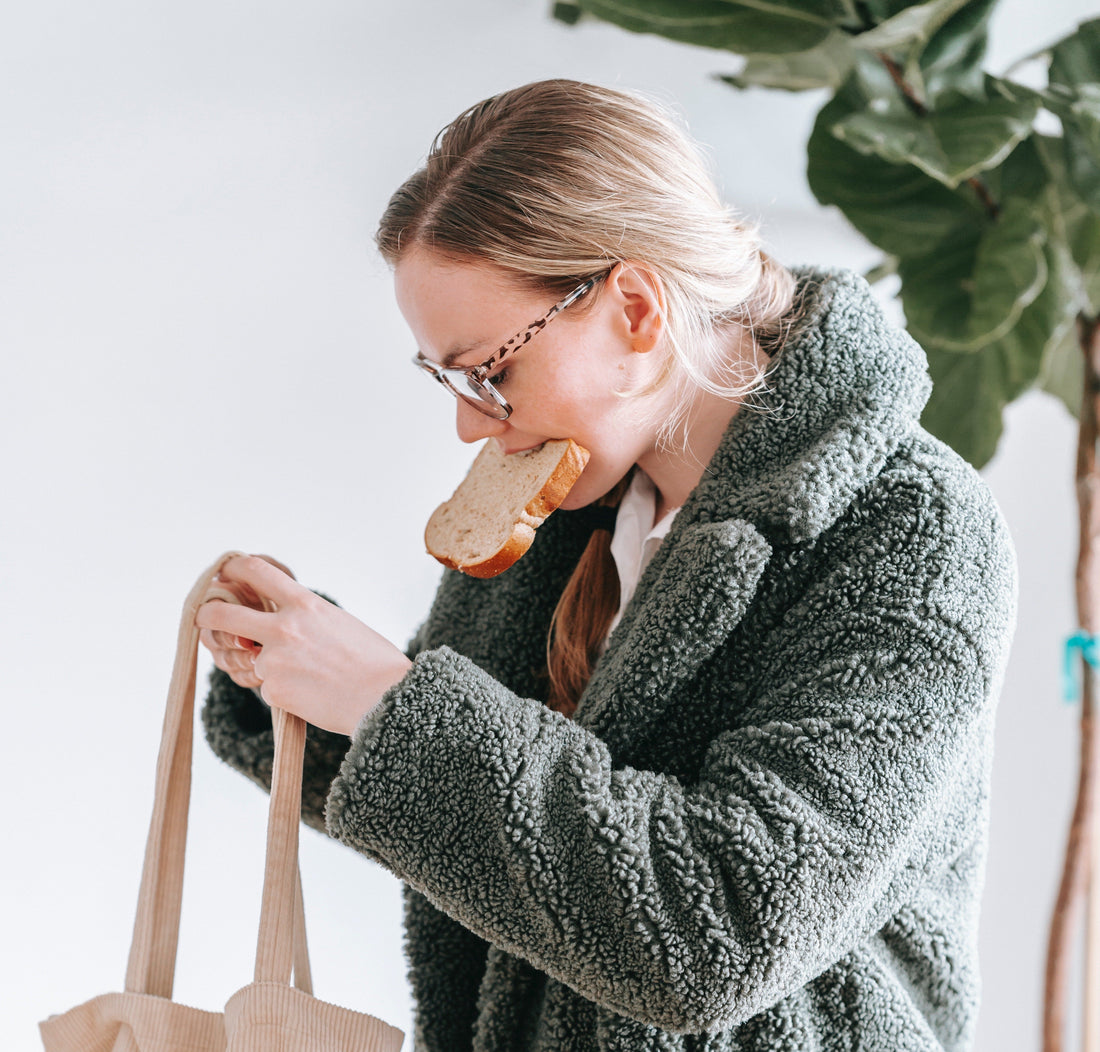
{"left": 1044, "top": 310, "right": 1100, "bottom": 1052}
{"left": 966, "top": 178, "right": 1001, "bottom": 221}
{"left": 876, "top": 51, "right": 927, "bottom": 116}
{"left": 874, "top": 51, "right": 1001, "bottom": 221}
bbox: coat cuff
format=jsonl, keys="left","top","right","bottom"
{"left": 323, "top": 644, "right": 561, "bottom": 875}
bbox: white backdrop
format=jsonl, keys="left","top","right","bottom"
{"left": 2, "top": 1, "right": 1093, "bottom": 1048}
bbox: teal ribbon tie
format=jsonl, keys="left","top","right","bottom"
{"left": 1064, "top": 631, "right": 1100, "bottom": 703}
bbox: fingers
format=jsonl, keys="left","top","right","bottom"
{"left": 252, "top": 553, "right": 296, "bottom": 580}
{"left": 200, "top": 626, "right": 260, "bottom": 654}
{"left": 217, "top": 554, "right": 301, "bottom": 609}
{"left": 220, "top": 656, "right": 262, "bottom": 691}
{"left": 234, "top": 668, "right": 263, "bottom": 690}
{"left": 196, "top": 599, "right": 271, "bottom": 642}
{"left": 196, "top": 553, "right": 299, "bottom": 695}
{"left": 207, "top": 577, "right": 267, "bottom": 612}
{"left": 218, "top": 646, "right": 260, "bottom": 675}
{"left": 199, "top": 627, "right": 263, "bottom": 689}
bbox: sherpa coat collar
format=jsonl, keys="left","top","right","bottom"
{"left": 686, "top": 267, "right": 932, "bottom": 543}
{"left": 576, "top": 268, "right": 933, "bottom": 743}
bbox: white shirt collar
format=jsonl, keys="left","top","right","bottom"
{"left": 604, "top": 468, "right": 680, "bottom": 644}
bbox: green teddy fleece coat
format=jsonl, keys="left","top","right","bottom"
{"left": 203, "top": 268, "right": 1018, "bottom": 1051}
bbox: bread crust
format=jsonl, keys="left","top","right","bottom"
{"left": 425, "top": 439, "right": 590, "bottom": 578}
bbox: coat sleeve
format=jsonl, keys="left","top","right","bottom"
{"left": 323, "top": 465, "right": 1018, "bottom": 1034}
{"left": 200, "top": 600, "right": 434, "bottom": 834}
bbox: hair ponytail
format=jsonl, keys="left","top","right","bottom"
{"left": 544, "top": 474, "right": 632, "bottom": 717}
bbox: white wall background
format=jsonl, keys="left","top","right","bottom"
{"left": 2, "top": 1, "right": 1094, "bottom": 1048}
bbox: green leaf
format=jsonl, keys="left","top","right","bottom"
{"left": 709, "top": 0, "right": 852, "bottom": 20}
{"left": 716, "top": 31, "right": 854, "bottom": 91}
{"left": 904, "top": 144, "right": 1097, "bottom": 465}
{"left": 1048, "top": 17, "right": 1100, "bottom": 92}
{"left": 1003, "top": 241, "right": 1069, "bottom": 384}
{"left": 986, "top": 136, "right": 1098, "bottom": 422}
{"left": 1048, "top": 19, "right": 1100, "bottom": 212}
{"left": 1061, "top": 102, "right": 1100, "bottom": 214}
{"left": 919, "top": 234, "right": 1065, "bottom": 467}
{"left": 831, "top": 85, "right": 1038, "bottom": 188}
{"left": 567, "top": 0, "right": 833, "bottom": 54}
{"left": 920, "top": 0, "right": 994, "bottom": 68}
{"left": 1030, "top": 135, "right": 1100, "bottom": 315}
{"left": 1064, "top": 91, "right": 1100, "bottom": 161}
{"left": 1069, "top": 208, "right": 1100, "bottom": 313}
{"left": 807, "top": 61, "right": 985, "bottom": 255}
{"left": 858, "top": 0, "right": 900, "bottom": 15}
{"left": 899, "top": 198, "right": 1047, "bottom": 353}
{"left": 827, "top": 0, "right": 869, "bottom": 30}
{"left": 1032, "top": 231, "right": 1093, "bottom": 419}
{"left": 864, "top": 256, "right": 899, "bottom": 284}
{"left": 920, "top": 347, "right": 1010, "bottom": 467}
{"left": 1036, "top": 318, "right": 1083, "bottom": 420}
{"left": 1024, "top": 101, "right": 1100, "bottom": 221}
{"left": 919, "top": 0, "right": 996, "bottom": 100}
{"left": 850, "top": 0, "right": 971, "bottom": 52}
{"left": 921, "top": 300, "right": 1051, "bottom": 467}
{"left": 985, "top": 131, "right": 1047, "bottom": 201}
{"left": 859, "top": 0, "right": 940, "bottom": 22}
{"left": 1033, "top": 166, "right": 1100, "bottom": 416}
{"left": 552, "top": 1, "right": 585, "bottom": 24}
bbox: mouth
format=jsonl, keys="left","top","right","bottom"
{"left": 496, "top": 440, "right": 548, "bottom": 456}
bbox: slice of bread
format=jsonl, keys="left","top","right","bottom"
{"left": 425, "top": 439, "right": 590, "bottom": 578}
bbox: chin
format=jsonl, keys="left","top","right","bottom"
{"left": 559, "top": 463, "right": 630, "bottom": 510}
{"left": 559, "top": 491, "right": 589, "bottom": 511}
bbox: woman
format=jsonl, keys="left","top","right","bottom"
{"left": 198, "top": 80, "right": 1017, "bottom": 1051}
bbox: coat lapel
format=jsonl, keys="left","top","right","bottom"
{"left": 575, "top": 517, "right": 771, "bottom": 747}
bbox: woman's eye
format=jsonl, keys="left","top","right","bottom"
{"left": 488, "top": 367, "right": 510, "bottom": 387}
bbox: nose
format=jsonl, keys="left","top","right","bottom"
{"left": 455, "top": 397, "right": 508, "bottom": 445}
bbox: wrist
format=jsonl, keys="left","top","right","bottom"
{"left": 347, "top": 655, "right": 413, "bottom": 737}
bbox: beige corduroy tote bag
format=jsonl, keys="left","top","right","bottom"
{"left": 39, "top": 552, "right": 405, "bottom": 1052}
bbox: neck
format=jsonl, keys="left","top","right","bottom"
{"left": 636, "top": 335, "right": 769, "bottom": 521}
{"left": 638, "top": 392, "right": 740, "bottom": 522}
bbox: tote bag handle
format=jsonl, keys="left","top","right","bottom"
{"left": 124, "top": 552, "right": 312, "bottom": 998}
{"left": 256, "top": 704, "right": 309, "bottom": 985}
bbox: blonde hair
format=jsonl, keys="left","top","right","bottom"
{"left": 377, "top": 79, "right": 802, "bottom": 714}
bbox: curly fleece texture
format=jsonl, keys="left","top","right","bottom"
{"left": 203, "top": 268, "right": 1018, "bottom": 1051}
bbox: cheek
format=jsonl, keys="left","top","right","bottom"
{"left": 510, "top": 368, "right": 599, "bottom": 434}
{"left": 549, "top": 360, "right": 627, "bottom": 429}
{"left": 508, "top": 339, "right": 644, "bottom": 477}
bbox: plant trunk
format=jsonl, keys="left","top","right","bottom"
{"left": 1044, "top": 312, "right": 1100, "bottom": 1052}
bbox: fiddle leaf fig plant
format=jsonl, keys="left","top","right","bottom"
{"left": 553, "top": 0, "right": 1100, "bottom": 473}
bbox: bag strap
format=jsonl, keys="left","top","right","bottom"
{"left": 125, "top": 552, "right": 313, "bottom": 998}
{"left": 256, "top": 705, "right": 307, "bottom": 984}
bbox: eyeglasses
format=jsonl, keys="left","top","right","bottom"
{"left": 412, "top": 271, "right": 607, "bottom": 420}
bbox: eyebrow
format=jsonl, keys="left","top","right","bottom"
{"left": 440, "top": 339, "right": 491, "bottom": 369}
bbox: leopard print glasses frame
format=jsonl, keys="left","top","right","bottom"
{"left": 412, "top": 269, "right": 611, "bottom": 420}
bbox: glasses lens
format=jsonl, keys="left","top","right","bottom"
{"left": 443, "top": 370, "right": 509, "bottom": 419}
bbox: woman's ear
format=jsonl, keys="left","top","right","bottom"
{"left": 605, "top": 261, "right": 665, "bottom": 353}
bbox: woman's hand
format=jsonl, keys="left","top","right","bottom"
{"left": 196, "top": 554, "right": 413, "bottom": 737}
{"left": 199, "top": 554, "right": 293, "bottom": 692}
